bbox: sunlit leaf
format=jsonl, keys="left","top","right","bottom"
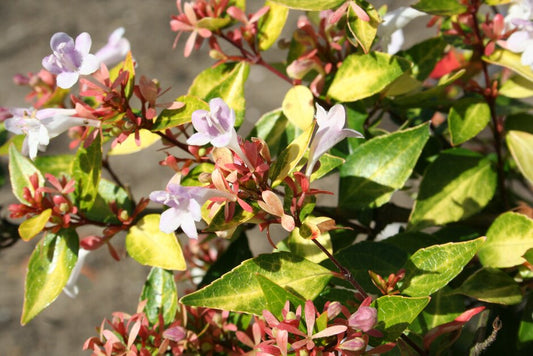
{"left": 140, "top": 267, "right": 178, "bottom": 325}
{"left": 448, "top": 98, "right": 491, "bottom": 145}
{"left": 18, "top": 209, "right": 51, "bottom": 241}
{"left": 409, "top": 288, "right": 465, "bottom": 334}
{"left": 255, "top": 274, "right": 306, "bottom": 319}
{"left": 21, "top": 229, "right": 78, "bottom": 325}
{"left": 270, "top": 0, "right": 344, "bottom": 10}
{"left": 180, "top": 252, "right": 332, "bottom": 315}
{"left": 282, "top": 85, "right": 314, "bottom": 130}
{"left": 452, "top": 268, "right": 522, "bottom": 305}
{"left": 108, "top": 129, "right": 161, "bottom": 155}
{"left": 478, "top": 212, "right": 533, "bottom": 268}
{"left": 412, "top": 0, "right": 467, "bottom": 15}
{"left": 258, "top": 1, "right": 289, "bottom": 51}
{"left": 483, "top": 49, "right": 533, "bottom": 82}
{"left": 152, "top": 95, "right": 209, "bottom": 130}
{"left": 72, "top": 133, "right": 102, "bottom": 211}
{"left": 8, "top": 144, "right": 44, "bottom": 204}
{"left": 346, "top": 0, "right": 381, "bottom": 54}
{"left": 500, "top": 75, "right": 533, "bottom": 98}
{"left": 126, "top": 214, "right": 186, "bottom": 270}
{"left": 507, "top": 130, "right": 533, "bottom": 184}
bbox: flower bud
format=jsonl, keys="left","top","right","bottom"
{"left": 348, "top": 305, "right": 377, "bottom": 332}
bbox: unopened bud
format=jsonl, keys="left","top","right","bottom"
{"left": 285, "top": 311, "right": 297, "bottom": 321}
{"left": 119, "top": 210, "right": 129, "bottom": 221}
{"left": 59, "top": 202, "right": 70, "bottom": 213}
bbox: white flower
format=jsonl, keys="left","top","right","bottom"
{"left": 506, "top": 19, "right": 533, "bottom": 69}
{"left": 4, "top": 107, "right": 100, "bottom": 160}
{"left": 63, "top": 248, "right": 90, "bottom": 298}
{"left": 94, "top": 27, "right": 131, "bottom": 68}
{"left": 377, "top": 7, "right": 426, "bottom": 54}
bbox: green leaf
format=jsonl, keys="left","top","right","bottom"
{"left": 327, "top": 242, "right": 408, "bottom": 294}
{"left": 0, "top": 134, "right": 24, "bottom": 155}
{"left": 452, "top": 268, "right": 522, "bottom": 305}
{"left": 483, "top": 49, "right": 533, "bottom": 82}
{"left": 519, "top": 294, "right": 533, "bottom": 346}
{"left": 255, "top": 274, "right": 306, "bottom": 319}
{"left": 21, "top": 229, "right": 78, "bottom": 325}
{"left": 188, "top": 62, "right": 250, "bottom": 126}
{"left": 346, "top": 0, "right": 380, "bottom": 54}
{"left": 258, "top": 1, "right": 289, "bottom": 51}
{"left": 287, "top": 217, "right": 333, "bottom": 263}
{"left": 126, "top": 214, "right": 186, "bottom": 270}
{"left": 180, "top": 252, "right": 332, "bottom": 315}
{"left": 310, "top": 153, "right": 345, "bottom": 181}
{"left": 181, "top": 163, "right": 215, "bottom": 186}
{"left": 18, "top": 209, "right": 52, "bottom": 241}
{"left": 478, "top": 212, "right": 533, "bottom": 268}
{"left": 199, "top": 229, "right": 253, "bottom": 288}
{"left": 507, "top": 130, "right": 533, "bottom": 184}
{"left": 383, "top": 232, "right": 445, "bottom": 256}
{"left": 412, "top": 0, "right": 467, "bottom": 15}
{"left": 140, "top": 267, "right": 178, "bottom": 325}
{"left": 282, "top": 85, "right": 314, "bottom": 130}
{"left": 270, "top": 0, "right": 344, "bottom": 10}
{"left": 108, "top": 129, "right": 160, "bottom": 155}
{"left": 399, "top": 237, "right": 485, "bottom": 297}
{"left": 448, "top": 98, "right": 491, "bottom": 145}
{"left": 205, "top": 203, "right": 255, "bottom": 233}
{"left": 339, "top": 123, "right": 430, "bottom": 209}
{"left": 152, "top": 95, "right": 209, "bottom": 131}
{"left": 409, "top": 288, "right": 465, "bottom": 334}
{"left": 8, "top": 144, "right": 44, "bottom": 204}
{"left": 408, "top": 149, "right": 497, "bottom": 230}
{"left": 373, "top": 295, "right": 430, "bottom": 341}
{"left": 328, "top": 52, "right": 411, "bottom": 102}
{"left": 248, "top": 108, "right": 297, "bottom": 158}
{"left": 34, "top": 154, "right": 74, "bottom": 177}
{"left": 499, "top": 75, "right": 533, "bottom": 98}
{"left": 398, "top": 37, "right": 448, "bottom": 81}
{"left": 269, "top": 122, "right": 315, "bottom": 186}
{"left": 109, "top": 52, "right": 135, "bottom": 99}
{"left": 83, "top": 178, "right": 134, "bottom": 224}
{"left": 72, "top": 133, "right": 101, "bottom": 211}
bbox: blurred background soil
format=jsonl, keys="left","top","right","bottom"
{"left": 0, "top": 1, "right": 414, "bottom": 354}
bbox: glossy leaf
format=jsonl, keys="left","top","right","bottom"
{"left": 398, "top": 37, "right": 448, "bottom": 81}
{"left": 18, "top": 209, "right": 51, "bottom": 241}
{"left": 408, "top": 149, "right": 497, "bottom": 230}
{"left": 83, "top": 178, "right": 134, "bottom": 224}
{"left": 310, "top": 153, "right": 345, "bottom": 181}
{"left": 180, "top": 252, "right": 332, "bottom": 315}
{"left": 21, "top": 229, "right": 78, "bottom": 325}
{"left": 478, "top": 212, "right": 533, "bottom": 268}
{"left": 255, "top": 274, "right": 306, "bottom": 319}
{"left": 328, "top": 52, "right": 411, "bottom": 102}
{"left": 412, "top": 0, "right": 467, "bottom": 15}
{"left": 448, "top": 98, "right": 491, "bottom": 145}
{"left": 152, "top": 95, "right": 209, "bottom": 130}
{"left": 0, "top": 134, "right": 24, "bottom": 155}
{"left": 327, "top": 242, "right": 408, "bottom": 294}
{"left": 205, "top": 204, "right": 255, "bottom": 233}
{"left": 399, "top": 237, "right": 486, "bottom": 297}
{"left": 188, "top": 62, "right": 250, "bottom": 126}
{"left": 8, "top": 144, "right": 44, "bottom": 204}
{"left": 339, "top": 123, "right": 430, "bottom": 209}
{"left": 108, "top": 129, "right": 160, "bottom": 155}
{"left": 269, "top": 122, "right": 315, "bottom": 186}
{"left": 34, "top": 154, "right": 74, "bottom": 177}
{"left": 72, "top": 133, "right": 102, "bottom": 212}
{"left": 126, "top": 214, "right": 186, "bottom": 270}
{"left": 453, "top": 268, "right": 522, "bottom": 305}
{"left": 109, "top": 52, "right": 135, "bottom": 99}
{"left": 499, "top": 75, "right": 533, "bottom": 98}
{"left": 282, "top": 85, "right": 314, "bottom": 130}
{"left": 270, "top": 0, "right": 344, "bottom": 10}
{"left": 483, "top": 49, "right": 533, "bottom": 82}
{"left": 507, "top": 130, "right": 533, "bottom": 184}
{"left": 409, "top": 288, "right": 465, "bottom": 334}
{"left": 373, "top": 295, "right": 430, "bottom": 341}
{"left": 346, "top": 0, "right": 380, "bottom": 54}
{"left": 140, "top": 267, "right": 178, "bottom": 325}
{"left": 248, "top": 108, "right": 297, "bottom": 158}
{"left": 258, "top": 1, "right": 289, "bottom": 51}
{"left": 287, "top": 217, "right": 333, "bottom": 263}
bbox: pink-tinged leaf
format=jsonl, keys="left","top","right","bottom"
{"left": 423, "top": 306, "right": 485, "bottom": 350}
{"left": 304, "top": 300, "right": 316, "bottom": 336}
{"left": 259, "top": 190, "right": 285, "bottom": 217}
{"left": 313, "top": 324, "right": 348, "bottom": 338}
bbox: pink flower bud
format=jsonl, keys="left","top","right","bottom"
{"left": 348, "top": 305, "right": 377, "bottom": 332}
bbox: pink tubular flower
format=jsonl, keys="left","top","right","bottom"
{"left": 306, "top": 103, "right": 363, "bottom": 176}
{"left": 3, "top": 107, "right": 100, "bottom": 160}
{"left": 42, "top": 32, "right": 100, "bottom": 88}
{"left": 187, "top": 97, "right": 253, "bottom": 169}
{"left": 94, "top": 27, "right": 131, "bottom": 68}
{"left": 149, "top": 174, "right": 231, "bottom": 239}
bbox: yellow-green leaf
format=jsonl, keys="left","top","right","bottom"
{"left": 448, "top": 98, "right": 491, "bottom": 145}
{"left": 346, "top": 0, "right": 381, "bottom": 54}
{"left": 282, "top": 85, "right": 314, "bottom": 130}
{"left": 499, "top": 75, "right": 533, "bottom": 98}
{"left": 8, "top": 144, "right": 44, "bottom": 204}
{"left": 271, "top": 0, "right": 344, "bottom": 10}
{"left": 258, "top": 1, "right": 289, "bottom": 51}
{"left": 483, "top": 49, "right": 533, "bottom": 82}
{"left": 507, "top": 130, "right": 533, "bottom": 184}
{"left": 152, "top": 95, "right": 209, "bottom": 131}
{"left": 328, "top": 52, "right": 411, "bottom": 102}
{"left": 126, "top": 214, "right": 186, "bottom": 270}
{"left": 140, "top": 267, "right": 178, "bottom": 325}
{"left": 108, "top": 129, "right": 161, "bottom": 155}
{"left": 287, "top": 216, "right": 333, "bottom": 263}
{"left": 21, "top": 229, "right": 78, "bottom": 325}
{"left": 452, "top": 268, "right": 522, "bottom": 305}
{"left": 269, "top": 122, "right": 315, "bottom": 186}
{"left": 18, "top": 209, "right": 51, "bottom": 241}
{"left": 478, "top": 212, "right": 533, "bottom": 268}
{"left": 72, "top": 133, "right": 101, "bottom": 212}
